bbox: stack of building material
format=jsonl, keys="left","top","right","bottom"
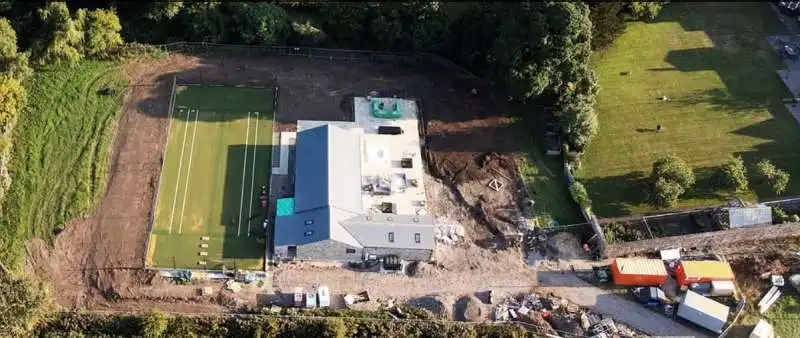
{"left": 758, "top": 286, "right": 782, "bottom": 314}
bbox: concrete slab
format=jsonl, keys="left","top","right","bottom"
{"left": 354, "top": 97, "right": 428, "bottom": 216}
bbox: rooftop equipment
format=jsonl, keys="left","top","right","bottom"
{"left": 377, "top": 126, "right": 403, "bottom": 135}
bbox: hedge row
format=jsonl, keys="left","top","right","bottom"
{"left": 37, "top": 312, "right": 535, "bottom": 338}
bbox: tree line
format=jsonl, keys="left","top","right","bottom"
{"left": 0, "top": 1, "right": 664, "bottom": 157}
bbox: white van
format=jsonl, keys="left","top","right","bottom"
{"left": 317, "top": 286, "right": 330, "bottom": 308}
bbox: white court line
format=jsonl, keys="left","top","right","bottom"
{"left": 237, "top": 113, "right": 252, "bottom": 237}
{"left": 246, "top": 112, "right": 261, "bottom": 237}
{"left": 167, "top": 108, "right": 190, "bottom": 234}
{"left": 178, "top": 109, "right": 200, "bottom": 234}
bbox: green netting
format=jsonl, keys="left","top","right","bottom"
{"left": 371, "top": 100, "right": 402, "bottom": 119}
{"left": 276, "top": 198, "right": 295, "bottom": 217}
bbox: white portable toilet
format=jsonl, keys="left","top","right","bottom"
{"left": 317, "top": 285, "right": 330, "bottom": 308}
{"left": 305, "top": 291, "right": 317, "bottom": 308}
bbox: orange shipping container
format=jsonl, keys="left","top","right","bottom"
{"left": 611, "top": 258, "right": 669, "bottom": 286}
{"left": 676, "top": 261, "right": 734, "bottom": 286}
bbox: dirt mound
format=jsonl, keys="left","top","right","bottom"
{"left": 407, "top": 295, "right": 449, "bottom": 319}
{"left": 429, "top": 151, "right": 515, "bottom": 186}
{"left": 547, "top": 232, "right": 585, "bottom": 260}
{"left": 454, "top": 295, "right": 483, "bottom": 322}
{"left": 730, "top": 253, "right": 793, "bottom": 299}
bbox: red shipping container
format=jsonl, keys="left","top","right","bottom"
{"left": 611, "top": 258, "right": 669, "bottom": 286}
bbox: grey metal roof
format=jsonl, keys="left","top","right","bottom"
{"left": 342, "top": 214, "right": 435, "bottom": 250}
{"left": 274, "top": 206, "right": 362, "bottom": 248}
{"left": 293, "top": 124, "right": 362, "bottom": 213}
{"left": 274, "top": 207, "right": 330, "bottom": 246}
{"left": 276, "top": 123, "right": 434, "bottom": 253}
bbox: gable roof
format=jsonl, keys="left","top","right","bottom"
{"left": 293, "top": 124, "right": 362, "bottom": 214}
{"left": 276, "top": 123, "right": 434, "bottom": 254}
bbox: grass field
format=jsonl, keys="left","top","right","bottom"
{"left": 580, "top": 3, "right": 800, "bottom": 217}
{"left": 517, "top": 120, "right": 584, "bottom": 226}
{"left": 0, "top": 61, "right": 126, "bottom": 267}
{"left": 147, "top": 85, "right": 274, "bottom": 270}
{"left": 766, "top": 288, "right": 800, "bottom": 338}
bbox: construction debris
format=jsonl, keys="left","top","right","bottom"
{"left": 225, "top": 280, "right": 242, "bottom": 293}
{"left": 434, "top": 222, "right": 465, "bottom": 245}
{"left": 344, "top": 291, "right": 371, "bottom": 306}
{"left": 758, "top": 286, "right": 782, "bottom": 314}
{"left": 200, "top": 286, "right": 213, "bottom": 296}
{"left": 492, "top": 291, "right": 639, "bottom": 337}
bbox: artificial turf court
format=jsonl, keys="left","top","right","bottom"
{"left": 147, "top": 85, "right": 274, "bottom": 270}
{"left": 579, "top": 3, "right": 800, "bottom": 217}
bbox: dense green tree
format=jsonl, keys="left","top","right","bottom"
{"left": 0, "top": 17, "right": 15, "bottom": 59}
{"left": 317, "top": 4, "right": 368, "bottom": 48}
{"left": 31, "top": 2, "right": 83, "bottom": 64}
{"left": 76, "top": 8, "right": 122, "bottom": 57}
{"left": 629, "top": 1, "right": 667, "bottom": 20}
{"left": 0, "top": 264, "right": 53, "bottom": 337}
{"left": 143, "top": 2, "right": 184, "bottom": 22}
{"left": 755, "top": 159, "right": 790, "bottom": 195}
{"left": 0, "top": 17, "right": 29, "bottom": 78}
{"left": 720, "top": 155, "right": 749, "bottom": 192}
{"left": 649, "top": 155, "right": 694, "bottom": 208}
{"left": 179, "top": 2, "right": 226, "bottom": 43}
{"left": 651, "top": 155, "right": 695, "bottom": 189}
{"left": 367, "top": 3, "right": 448, "bottom": 52}
{"left": 651, "top": 176, "right": 684, "bottom": 208}
{"left": 225, "top": 2, "right": 290, "bottom": 45}
{"left": 588, "top": 2, "right": 627, "bottom": 50}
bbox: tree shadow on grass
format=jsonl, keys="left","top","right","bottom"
{"left": 681, "top": 166, "right": 734, "bottom": 201}
{"left": 583, "top": 171, "right": 649, "bottom": 218}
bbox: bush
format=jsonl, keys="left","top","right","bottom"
{"left": 650, "top": 177, "right": 684, "bottom": 209}
{"left": 290, "top": 21, "right": 328, "bottom": 46}
{"left": 141, "top": 310, "right": 168, "bottom": 338}
{"left": 651, "top": 155, "right": 695, "bottom": 189}
{"left": 0, "top": 267, "right": 53, "bottom": 336}
{"left": 772, "top": 207, "right": 800, "bottom": 224}
{"left": 648, "top": 155, "right": 694, "bottom": 208}
{"left": 719, "top": 156, "right": 748, "bottom": 192}
{"left": 603, "top": 221, "right": 647, "bottom": 244}
{"left": 569, "top": 181, "right": 591, "bottom": 209}
{"left": 754, "top": 159, "right": 791, "bottom": 195}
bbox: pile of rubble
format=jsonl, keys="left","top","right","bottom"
{"left": 434, "top": 221, "right": 465, "bottom": 245}
{"left": 492, "top": 292, "right": 641, "bottom": 338}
